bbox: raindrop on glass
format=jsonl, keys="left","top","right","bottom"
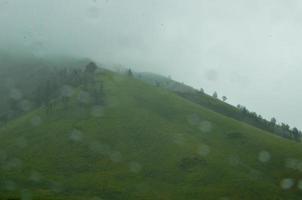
{"left": 109, "top": 151, "right": 122, "bottom": 163}
{"left": 69, "top": 129, "right": 83, "bottom": 142}
{"left": 298, "top": 180, "right": 302, "bottom": 190}
{"left": 21, "top": 189, "right": 32, "bottom": 200}
{"left": 258, "top": 151, "right": 271, "bottom": 163}
{"left": 205, "top": 69, "right": 218, "bottom": 81}
{"left": 91, "top": 105, "right": 104, "bottom": 117}
{"left": 78, "top": 90, "right": 91, "bottom": 104}
{"left": 285, "top": 158, "right": 299, "bottom": 170}
{"left": 31, "top": 116, "right": 42, "bottom": 126}
{"left": 61, "top": 85, "right": 74, "bottom": 97}
{"left": 129, "top": 161, "right": 142, "bottom": 173}
{"left": 280, "top": 178, "right": 294, "bottom": 190}
{"left": 29, "top": 171, "right": 42, "bottom": 182}
{"left": 3, "top": 180, "right": 16, "bottom": 191}
{"left": 4, "top": 157, "right": 23, "bottom": 170}
{"left": 10, "top": 88, "right": 23, "bottom": 100}
{"left": 197, "top": 144, "right": 210, "bottom": 157}
{"left": 228, "top": 155, "right": 240, "bottom": 166}
{"left": 89, "top": 141, "right": 111, "bottom": 155}
{"left": 15, "top": 137, "right": 28, "bottom": 148}
{"left": 186, "top": 114, "right": 200, "bottom": 125}
{"left": 199, "top": 121, "right": 212, "bottom": 133}
{"left": 20, "top": 100, "right": 32, "bottom": 112}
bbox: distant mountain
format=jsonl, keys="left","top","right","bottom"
{"left": 1, "top": 56, "right": 302, "bottom": 199}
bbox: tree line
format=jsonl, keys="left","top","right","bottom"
{"left": 177, "top": 89, "right": 301, "bottom": 142}
{"left": 210, "top": 90, "right": 301, "bottom": 141}
{"left": 236, "top": 104, "right": 301, "bottom": 141}
{"left": 0, "top": 62, "right": 104, "bottom": 126}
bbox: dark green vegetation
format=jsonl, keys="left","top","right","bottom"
{"left": 1, "top": 55, "right": 302, "bottom": 200}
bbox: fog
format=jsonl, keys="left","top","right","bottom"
{"left": 1, "top": 0, "right": 301, "bottom": 128}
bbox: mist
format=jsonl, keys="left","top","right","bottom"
{"left": 1, "top": 0, "right": 301, "bottom": 128}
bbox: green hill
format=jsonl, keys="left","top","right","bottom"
{"left": 135, "top": 72, "right": 301, "bottom": 142}
{"left": 136, "top": 72, "right": 195, "bottom": 93}
{"left": 1, "top": 63, "right": 302, "bottom": 200}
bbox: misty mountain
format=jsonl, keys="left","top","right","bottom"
{"left": 0, "top": 55, "right": 302, "bottom": 200}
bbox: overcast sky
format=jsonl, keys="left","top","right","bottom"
{"left": 1, "top": 0, "right": 301, "bottom": 128}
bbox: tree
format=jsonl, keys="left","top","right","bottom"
{"left": 200, "top": 88, "right": 204, "bottom": 94}
{"left": 292, "top": 127, "right": 300, "bottom": 141}
{"left": 85, "top": 62, "right": 98, "bottom": 74}
{"left": 127, "top": 69, "right": 133, "bottom": 77}
{"left": 281, "top": 123, "right": 290, "bottom": 131}
{"left": 280, "top": 123, "right": 291, "bottom": 138}
{"left": 270, "top": 117, "right": 277, "bottom": 125}
{"left": 212, "top": 91, "right": 218, "bottom": 98}
{"left": 222, "top": 96, "right": 227, "bottom": 102}
{"left": 91, "top": 82, "right": 105, "bottom": 105}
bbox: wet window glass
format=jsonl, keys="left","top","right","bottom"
{"left": 0, "top": 1, "right": 302, "bottom": 199}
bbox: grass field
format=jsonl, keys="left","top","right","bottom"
{"left": 1, "top": 70, "right": 302, "bottom": 199}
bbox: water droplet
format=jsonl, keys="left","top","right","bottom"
{"left": 199, "top": 121, "right": 212, "bottom": 133}
{"left": 285, "top": 158, "right": 299, "bottom": 170}
{"left": 89, "top": 141, "right": 111, "bottom": 155}
{"left": 49, "top": 181, "right": 63, "bottom": 193}
{"left": 3, "top": 158, "right": 23, "bottom": 170}
{"left": 3, "top": 180, "right": 16, "bottom": 191}
{"left": 31, "top": 116, "right": 42, "bottom": 126}
{"left": 109, "top": 151, "right": 122, "bottom": 163}
{"left": 69, "top": 129, "right": 83, "bottom": 142}
{"left": 280, "top": 178, "right": 294, "bottom": 190}
{"left": 15, "top": 137, "right": 28, "bottom": 148}
{"left": 91, "top": 105, "right": 104, "bottom": 117}
{"left": 197, "top": 144, "right": 210, "bottom": 157}
{"left": 298, "top": 180, "right": 302, "bottom": 190}
{"left": 4, "top": 78, "right": 15, "bottom": 88}
{"left": 10, "top": 88, "right": 23, "bottom": 100}
{"left": 78, "top": 90, "right": 91, "bottom": 104}
{"left": 186, "top": 114, "right": 200, "bottom": 125}
{"left": 129, "top": 161, "right": 142, "bottom": 173}
{"left": 29, "top": 171, "right": 42, "bottom": 182}
{"left": 19, "top": 100, "right": 32, "bottom": 112}
{"left": 228, "top": 155, "right": 240, "bottom": 166}
{"left": 21, "top": 189, "right": 32, "bottom": 200}
{"left": 205, "top": 69, "right": 218, "bottom": 81}
{"left": 258, "top": 151, "right": 271, "bottom": 163}
{"left": 248, "top": 169, "right": 261, "bottom": 180}
{"left": 173, "top": 134, "right": 185, "bottom": 145}
{"left": 297, "top": 162, "right": 302, "bottom": 172}
{"left": 61, "top": 85, "right": 74, "bottom": 97}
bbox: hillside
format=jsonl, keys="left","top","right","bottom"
{"left": 1, "top": 66, "right": 302, "bottom": 200}
{"left": 0, "top": 52, "right": 90, "bottom": 125}
{"left": 136, "top": 72, "right": 195, "bottom": 93}
{"left": 136, "top": 72, "right": 301, "bottom": 142}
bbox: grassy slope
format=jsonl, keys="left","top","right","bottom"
{"left": 137, "top": 72, "right": 294, "bottom": 141}
{"left": 0, "top": 71, "right": 302, "bottom": 200}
